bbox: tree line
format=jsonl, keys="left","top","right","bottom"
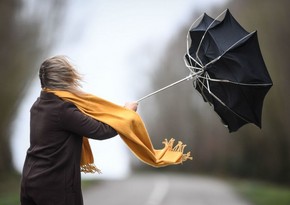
{"left": 0, "top": 0, "right": 66, "bottom": 179}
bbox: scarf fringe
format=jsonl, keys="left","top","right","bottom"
{"left": 81, "top": 163, "right": 102, "bottom": 174}
{"left": 163, "top": 138, "right": 193, "bottom": 162}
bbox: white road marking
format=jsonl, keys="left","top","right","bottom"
{"left": 145, "top": 177, "right": 170, "bottom": 205}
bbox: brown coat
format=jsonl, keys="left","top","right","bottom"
{"left": 20, "top": 91, "right": 117, "bottom": 205}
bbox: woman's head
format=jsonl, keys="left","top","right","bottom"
{"left": 39, "top": 55, "right": 82, "bottom": 91}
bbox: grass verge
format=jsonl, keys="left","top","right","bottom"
{"left": 233, "top": 179, "right": 290, "bottom": 205}
{"left": 0, "top": 172, "right": 21, "bottom": 205}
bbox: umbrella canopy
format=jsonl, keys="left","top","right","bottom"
{"left": 185, "top": 9, "right": 273, "bottom": 132}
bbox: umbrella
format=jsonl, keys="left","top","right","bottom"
{"left": 137, "top": 9, "right": 273, "bottom": 132}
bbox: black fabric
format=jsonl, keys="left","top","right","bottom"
{"left": 185, "top": 9, "right": 272, "bottom": 132}
{"left": 20, "top": 91, "right": 117, "bottom": 205}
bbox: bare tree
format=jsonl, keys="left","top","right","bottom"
{"left": 0, "top": 0, "right": 66, "bottom": 178}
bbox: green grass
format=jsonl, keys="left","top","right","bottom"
{"left": 81, "top": 179, "right": 101, "bottom": 189}
{"left": 233, "top": 179, "right": 290, "bottom": 205}
{"left": 0, "top": 193, "right": 20, "bottom": 205}
{"left": 0, "top": 172, "right": 21, "bottom": 205}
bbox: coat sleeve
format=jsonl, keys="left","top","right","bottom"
{"left": 59, "top": 102, "right": 118, "bottom": 140}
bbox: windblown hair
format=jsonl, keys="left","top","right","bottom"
{"left": 39, "top": 55, "right": 83, "bottom": 92}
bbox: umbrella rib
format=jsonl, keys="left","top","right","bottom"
{"left": 195, "top": 74, "right": 252, "bottom": 125}
{"left": 208, "top": 78, "right": 272, "bottom": 86}
{"left": 203, "top": 32, "right": 256, "bottom": 69}
{"left": 194, "top": 75, "right": 225, "bottom": 106}
{"left": 185, "top": 13, "right": 205, "bottom": 68}
{"left": 204, "top": 73, "right": 226, "bottom": 106}
{"left": 186, "top": 13, "right": 205, "bottom": 35}
{"left": 198, "top": 75, "right": 272, "bottom": 87}
{"left": 186, "top": 9, "right": 228, "bottom": 71}
{"left": 186, "top": 13, "right": 204, "bottom": 56}
{"left": 195, "top": 9, "right": 228, "bottom": 66}
{"left": 197, "top": 76, "right": 272, "bottom": 86}
{"left": 184, "top": 54, "right": 203, "bottom": 71}
{"left": 194, "top": 77, "right": 207, "bottom": 101}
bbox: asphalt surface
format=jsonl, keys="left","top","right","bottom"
{"left": 83, "top": 173, "right": 252, "bottom": 205}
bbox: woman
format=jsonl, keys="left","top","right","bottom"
{"left": 20, "top": 55, "right": 138, "bottom": 205}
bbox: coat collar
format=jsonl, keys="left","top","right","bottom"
{"left": 40, "top": 90, "right": 61, "bottom": 100}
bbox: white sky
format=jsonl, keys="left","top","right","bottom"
{"left": 11, "top": 0, "right": 228, "bottom": 179}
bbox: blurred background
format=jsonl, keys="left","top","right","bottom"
{"left": 1, "top": 0, "right": 290, "bottom": 204}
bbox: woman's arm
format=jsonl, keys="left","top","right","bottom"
{"left": 60, "top": 101, "right": 138, "bottom": 140}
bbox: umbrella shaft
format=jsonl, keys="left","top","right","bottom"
{"left": 136, "top": 71, "right": 202, "bottom": 102}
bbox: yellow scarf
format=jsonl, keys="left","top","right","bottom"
{"left": 46, "top": 89, "right": 192, "bottom": 173}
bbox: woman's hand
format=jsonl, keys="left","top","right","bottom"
{"left": 124, "top": 102, "right": 138, "bottom": 111}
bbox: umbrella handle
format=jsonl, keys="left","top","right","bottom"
{"left": 136, "top": 71, "right": 202, "bottom": 103}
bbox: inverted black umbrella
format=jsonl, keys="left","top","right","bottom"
{"left": 138, "top": 9, "right": 273, "bottom": 132}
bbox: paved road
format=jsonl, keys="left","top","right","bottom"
{"left": 83, "top": 173, "right": 252, "bottom": 205}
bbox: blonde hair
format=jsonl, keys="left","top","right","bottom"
{"left": 39, "top": 55, "right": 83, "bottom": 92}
